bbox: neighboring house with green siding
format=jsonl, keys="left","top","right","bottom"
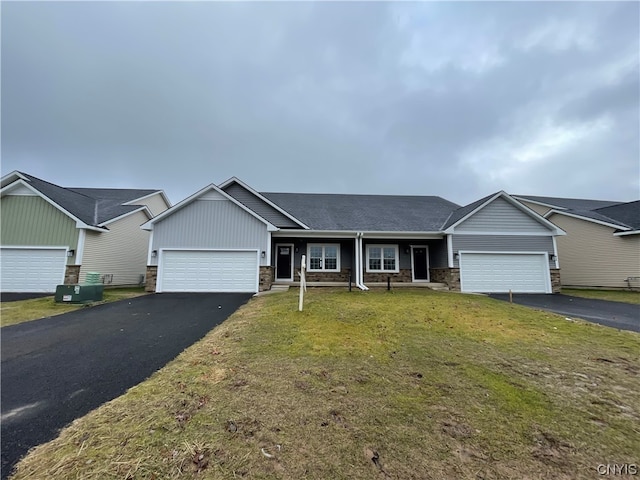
{"left": 0, "top": 171, "right": 170, "bottom": 292}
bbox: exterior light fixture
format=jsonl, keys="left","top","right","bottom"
{"left": 151, "top": 250, "right": 158, "bottom": 258}
{"left": 67, "top": 250, "right": 75, "bottom": 257}
{"left": 261, "top": 251, "right": 266, "bottom": 258}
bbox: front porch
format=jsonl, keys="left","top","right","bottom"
{"left": 272, "top": 279, "right": 450, "bottom": 291}
{"left": 265, "top": 234, "right": 458, "bottom": 291}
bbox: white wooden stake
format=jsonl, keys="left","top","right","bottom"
{"left": 299, "top": 254, "right": 306, "bottom": 311}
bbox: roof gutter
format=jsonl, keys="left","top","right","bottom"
{"left": 613, "top": 230, "right": 640, "bottom": 237}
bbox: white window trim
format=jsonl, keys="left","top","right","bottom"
{"left": 306, "top": 243, "right": 341, "bottom": 272}
{"left": 366, "top": 244, "right": 399, "bottom": 273}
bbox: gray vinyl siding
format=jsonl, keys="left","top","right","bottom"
{"left": 361, "top": 240, "right": 448, "bottom": 269}
{"left": 151, "top": 198, "right": 270, "bottom": 266}
{"left": 274, "top": 238, "right": 355, "bottom": 270}
{"left": 429, "top": 239, "right": 448, "bottom": 268}
{"left": 452, "top": 235, "right": 555, "bottom": 268}
{"left": 456, "top": 197, "right": 551, "bottom": 233}
{"left": 223, "top": 183, "right": 300, "bottom": 228}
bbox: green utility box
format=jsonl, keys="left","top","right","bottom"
{"left": 54, "top": 284, "right": 104, "bottom": 304}
{"left": 85, "top": 272, "right": 101, "bottom": 285}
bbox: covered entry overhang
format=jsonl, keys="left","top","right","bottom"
{"left": 270, "top": 230, "right": 446, "bottom": 290}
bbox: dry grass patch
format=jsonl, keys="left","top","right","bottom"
{"left": 1, "top": 288, "right": 148, "bottom": 327}
{"left": 10, "top": 289, "right": 640, "bottom": 479}
{"left": 561, "top": 288, "right": 640, "bottom": 305}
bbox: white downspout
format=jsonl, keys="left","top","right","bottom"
{"left": 551, "top": 236, "right": 560, "bottom": 269}
{"left": 356, "top": 232, "right": 369, "bottom": 290}
{"left": 353, "top": 233, "right": 360, "bottom": 287}
{"left": 76, "top": 229, "right": 86, "bottom": 266}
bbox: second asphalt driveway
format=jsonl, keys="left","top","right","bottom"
{"left": 1, "top": 292, "right": 252, "bottom": 479}
{"left": 489, "top": 293, "right": 639, "bottom": 332}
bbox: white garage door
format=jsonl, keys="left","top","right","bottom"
{"left": 460, "top": 252, "right": 550, "bottom": 293}
{"left": 158, "top": 249, "right": 259, "bottom": 293}
{"left": 1, "top": 247, "right": 67, "bottom": 293}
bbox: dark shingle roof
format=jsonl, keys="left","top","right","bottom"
{"left": 516, "top": 194, "right": 639, "bottom": 231}
{"left": 594, "top": 201, "right": 640, "bottom": 230}
{"left": 17, "top": 173, "right": 159, "bottom": 226}
{"left": 261, "top": 192, "right": 460, "bottom": 231}
{"left": 515, "top": 195, "right": 620, "bottom": 211}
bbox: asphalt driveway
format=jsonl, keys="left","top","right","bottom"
{"left": 489, "top": 293, "right": 639, "bottom": 333}
{"left": 1, "top": 292, "right": 253, "bottom": 479}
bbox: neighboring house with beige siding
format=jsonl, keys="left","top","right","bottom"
{"left": 0, "top": 171, "right": 170, "bottom": 292}
{"left": 515, "top": 195, "right": 640, "bottom": 289}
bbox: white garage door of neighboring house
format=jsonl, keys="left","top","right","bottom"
{"left": 1, "top": 247, "right": 67, "bottom": 293}
{"left": 460, "top": 252, "right": 551, "bottom": 294}
{"left": 158, "top": 249, "right": 259, "bottom": 293}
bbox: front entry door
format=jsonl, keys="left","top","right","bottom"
{"left": 276, "top": 244, "right": 293, "bottom": 280}
{"left": 412, "top": 246, "right": 429, "bottom": 281}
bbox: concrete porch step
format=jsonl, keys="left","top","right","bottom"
{"left": 366, "top": 282, "right": 449, "bottom": 291}
{"left": 273, "top": 282, "right": 449, "bottom": 291}
{"left": 269, "top": 284, "right": 290, "bottom": 292}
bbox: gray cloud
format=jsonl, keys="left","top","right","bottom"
{"left": 2, "top": 1, "right": 638, "bottom": 205}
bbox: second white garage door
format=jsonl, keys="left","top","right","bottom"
{"left": 460, "top": 252, "right": 551, "bottom": 294}
{"left": 158, "top": 249, "right": 259, "bottom": 293}
{"left": 1, "top": 247, "right": 67, "bottom": 293}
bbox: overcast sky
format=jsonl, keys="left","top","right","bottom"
{"left": 2, "top": 1, "right": 638, "bottom": 206}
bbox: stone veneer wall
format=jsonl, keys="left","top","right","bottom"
{"left": 293, "top": 268, "right": 352, "bottom": 283}
{"left": 430, "top": 267, "right": 460, "bottom": 291}
{"left": 64, "top": 265, "right": 81, "bottom": 284}
{"left": 259, "top": 266, "right": 273, "bottom": 291}
{"left": 363, "top": 269, "right": 412, "bottom": 283}
{"left": 145, "top": 266, "right": 158, "bottom": 292}
{"left": 550, "top": 268, "right": 561, "bottom": 293}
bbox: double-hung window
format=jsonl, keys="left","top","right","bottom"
{"left": 307, "top": 244, "right": 340, "bottom": 272}
{"left": 366, "top": 245, "right": 399, "bottom": 273}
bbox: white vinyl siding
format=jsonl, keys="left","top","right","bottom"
{"left": 517, "top": 200, "right": 553, "bottom": 217}
{"left": 307, "top": 244, "right": 340, "bottom": 272}
{"left": 158, "top": 249, "right": 258, "bottom": 293}
{"left": 366, "top": 245, "right": 399, "bottom": 273}
{"left": 459, "top": 252, "right": 550, "bottom": 293}
{"left": 550, "top": 213, "right": 640, "bottom": 288}
{"left": 1, "top": 247, "right": 67, "bottom": 292}
{"left": 81, "top": 210, "right": 151, "bottom": 285}
{"left": 136, "top": 192, "right": 170, "bottom": 217}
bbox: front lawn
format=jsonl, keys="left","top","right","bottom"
{"left": 10, "top": 289, "right": 640, "bottom": 479}
{"left": 1, "top": 288, "right": 148, "bottom": 327}
{"left": 562, "top": 288, "right": 640, "bottom": 305}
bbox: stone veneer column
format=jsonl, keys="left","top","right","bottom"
{"left": 429, "top": 267, "right": 459, "bottom": 291}
{"left": 550, "top": 269, "right": 561, "bottom": 293}
{"left": 145, "top": 266, "right": 158, "bottom": 292}
{"left": 259, "top": 266, "right": 273, "bottom": 291}
{"left": 64, "top": 265, "right": 81, "bottom": 284}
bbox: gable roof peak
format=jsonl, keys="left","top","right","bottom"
{"left": 1, "top": 171, "right": 163, "bottom": 227}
